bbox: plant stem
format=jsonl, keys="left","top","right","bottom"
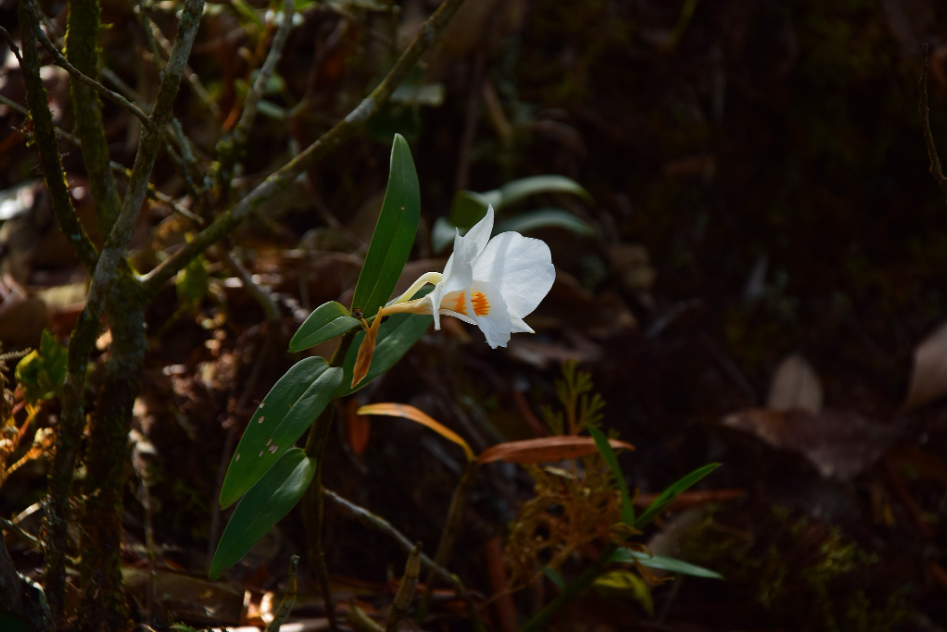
{"left": 920, "top": 42, "right": 947, "bottom": 203}
{"left": 519, "top": 543, "right": 618, "bottom": 632}
{"left": 301, "top": 332, "right": 356, "bottom": 632}
{"left": 417, "top": 459, "right": 478, "bottom": 620}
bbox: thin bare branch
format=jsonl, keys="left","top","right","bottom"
{"left": 21, "top": 0, "right": 155, "bottom": 130}
{"left": 921, "top": 42, "right": 947, "bottom": 203}
{"left": 234, "top": 0, "right": 294, "bottom": 145}
{"left": 139, "top": 0, "right": 468, "bottom": 298}
{"left": 324, "top": 489, "right": 484, "bottom": 628}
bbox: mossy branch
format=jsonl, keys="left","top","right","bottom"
{"left": 138, "top": 0, "right": 468, "bottom": 299}
{"left": 11, "top": 11, "right": 99, "bottom": 274}
{"left": 66, "top": 0, "right": 123, "bottom": 235}
{"left": 920, "top": 42, "right": 947, "bottom": 204}
{"left": 22, "top": 0, "right": 155, "bottom": 130}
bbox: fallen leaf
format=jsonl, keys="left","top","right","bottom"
{"left": 722, "top": 408, "right": 898, "bottom": 480}
{"left": 903, "top": 320, "right": 947, "bottom": 411}
{"left": 478, "top": 436, "right": 634, "bottom": 465}
{"left": 767, "top": 354, "right": 823, "bottom": 413}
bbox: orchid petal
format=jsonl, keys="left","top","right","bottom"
{"left": 470, "top": 231, "right": 555, "bottom": 319}
{"left": 510, "top": 317, "right": 534, "bottom": 334}
{"left": 468, "top": 281, "right": 512, "bottom": 348}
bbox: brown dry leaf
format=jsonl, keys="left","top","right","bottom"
{"left": 903, "top": 320, "right": 947, "bottom": 411}
{"left": 345, "top": 399, "right": 370, "bottom": 457}
{"left": 357, "top": 403, "right": 475, "bottom": 462}
{"left": 767, "top": 353, "right": 823, "bottom": 413}
{"left": 122, "top": 567, "right": 244, "bottom": 626}
{"left": 477, "top": 436, "right": 635, "bottom": 466}
{"left": 351, "top": 314, "right": 382, "bottom": 388}
{"left": 722, "top": 408, "right": 898, "bottom": 480}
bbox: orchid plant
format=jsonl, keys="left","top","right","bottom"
{"left": 209, "top": 134, "right": 558, "bottom": 578}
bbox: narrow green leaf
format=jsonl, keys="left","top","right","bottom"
{"left": 448, "top": 190, "right": 491, "bottom": 229}
{"left": 495, "top": 208, "right": 594, "bottom": 236}
{"left": 589, "top": 426, "right": 634, "bottom": 525}
{"left": 488, "top": 175, "right": 593, "bottom": 210}
{"left": 542, "top": 566, "right": 565, "bottom": 591}
{"left": 219, "top": 358, "right": 342, "bottom": 508}
{"left": 289, "top": 301, "right": 362, "bottom": 352}
{"left": 351, "top": 134, "right": 420, "bottom": 319}
{"left": 634, "top": 463, "right": 720, "bottom": 529}
{"left": 210, "top": 448, "right": 316, "bottom": 579}
{"left": 339, "top": 312, "right": 432, "bottom": 396}
{"left": 610, "top": 549, "right": 723, "bottom": 579}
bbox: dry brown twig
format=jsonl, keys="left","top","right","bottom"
{"left": 921, "top": 42, "right": 947, "bottom": 203}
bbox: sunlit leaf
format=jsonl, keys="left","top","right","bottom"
{"left": 176, "top": 252, "right": 209, "bottom": 312}
{"left": 289, "top": 301, "right": 362, "bottom": 352}
{"left": 339, "top": 311, "right": 432, "bottom": 396}
{"left": 219, "top": 357, "right": 341, "bottom": 508}
{"left": 15, "top": 329, "right": 67, "bottom": 402}
{"left": 210, "top": 448, "right": 316, "bottom": 580}
{"left": 592, "top": 569, "right": 654, "bottom": 614}
{"left": 477, "top": 436, "right": 634, "bottom": 466}
{"left": 634, "top": 463, "right": 719, "bottom": 529}
{"left": 351, "top": 134, "right": 420, "bottom": 319}
{"left": 358, "top": 403, "right": 474, "bottom": 462}
{"left": 495, "top": 208, "right": 593, "bottom": 236}
{"left": 610, "top": 548, "right": 723, "bottom": 579}
{"left": 589, "top": 426, "right": 634, "bottom": 525}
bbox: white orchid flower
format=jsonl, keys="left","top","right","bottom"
{"left": 384, "top": 206, "right": 555, "bottom": 349}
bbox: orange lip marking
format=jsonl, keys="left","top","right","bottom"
{"left": 471, "top": 292, "right": 490, "bottom": 316}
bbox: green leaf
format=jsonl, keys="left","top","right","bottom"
{"left": 351, "top": 134, "right": 420, "bottom": 318}
{"left": 495, "top": 208, "right": 594, "bottom": 236}
{"left": 448, "top": 190, "right": 491, "bottom": 229}
{"left": 589, "top": 426, "right": 634, "bottom": 526}
{"left": 210, "top": 448, "right": 316, "bottom": 580}
{"left": 176, "top": 253, "right": 209, "bottom": 312}
{"left": 431, "top": 217, "right": 457, "bottom": 254}
{"left": 542, "top": 566, "right": 565, "bottom": 591}
{"left": 610, "top": 548, "right": 723, "bottom": 579}
{"left": 634, "top": 463, "right": 719, "bottom": 529}
{"left": 339, "top": 312, "right": 432, "bottom": 396}
{"left": 486, "top": 175, "right": 593, "bottom": 211}
{"left": 289, "top": 301, "right": 362, "bottom": 352}
{"left": 219, "top": 357, "right": 342, "bottom": 508}
{"left": 15, "top": 329, "right": 67, "bottom": 402}
{"left": 592, "top": 569, "right": 654, "bottom": 614}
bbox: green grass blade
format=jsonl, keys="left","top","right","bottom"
{"left": 610, "top": 548, "right": 723, "bottom": 579}
{"left": 634, "top": 463, "right": 720, "bottom": 530}
{"left": 495, "top": 208, "right": 594, "bottom": 236}
{"left": 588, "top": 426, "right": 634, "bottom": 525}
